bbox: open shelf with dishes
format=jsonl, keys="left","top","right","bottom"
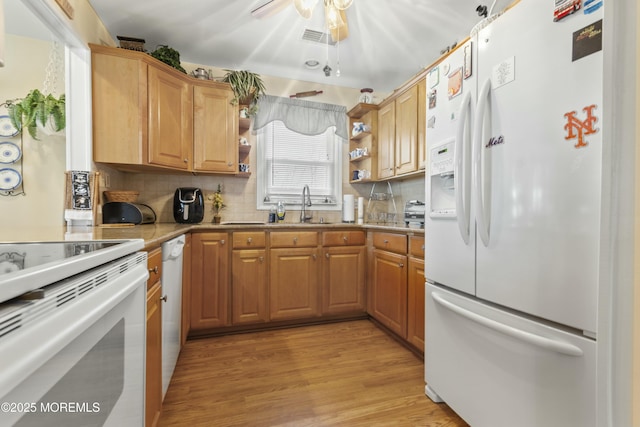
{"left": 237, "top": 105, "right": 252, "bottom": 177}
{"left": 347, "top": 103, "right": 378, "bottom": 184}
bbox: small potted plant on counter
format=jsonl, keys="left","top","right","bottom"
{"left": 212, "top": 184, "right": 225, "bottom": 224}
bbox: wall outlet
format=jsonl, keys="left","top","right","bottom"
{"left": 102, "top": 172, "right": 111, "bottom": 188}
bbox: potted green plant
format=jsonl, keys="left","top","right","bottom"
{"left": 6, "top": 89, "right": 65, "bottom": 140}
{"left": 212, "top": 184, "right": 225, "bottom": 224}
{"left": 222, "top": 70, "right": 266, "bottom": 116}
{"left": 150, "top": 45, "right": 187, "bottom": 74}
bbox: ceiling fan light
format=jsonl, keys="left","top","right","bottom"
{"left": 325, "top": 3, "right": 344, "bottom": 29}
{"left": 332, "top": 0, "right": 353, "bottom": 10}
{"left": 294, "top": 0, "right": 319, "bottom": 19}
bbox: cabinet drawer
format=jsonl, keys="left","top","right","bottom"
{"left": 233, "top": 231, "right": 266, "bottom": 249}
{"left": 409, "top": 236, "right": 425, "bottom": 258}
{"left": 323, "top": 230, "right": 365, "bottom": 246}
{"left": 147, "top": 247, "right": 162, "bottom": 290}
{"left": 372, "top": 232, "right": 407, "bottom": 254}
{"left": 270, "top": 231, "right": 318, "bottom": 248}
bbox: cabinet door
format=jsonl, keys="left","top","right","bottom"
{"left": 270, "top": 247, "right": 320, "bottom": 320}
{"left": 146, "top": 282, "right": 162, "bottom": 427}
{"left": 377, "top": 102, "right": 396, "bottom": 179}
{"left": 191, "top": 233, "right": 229, "bottom": 330}
{"left": 417, "top": 78, "right": 427, "bottom": 170}
{"left": 370, "top": 249, "right": 407, "bottom": 336}
{"left": 232, "top": 249, "right": 268, "bottom": 324}
{"left": 407, "top": 257, "right": 425, "bottom": 352}
{"left": 91, "top": 50, "right": 147, "bottom": 165}
{"left": 193, "top": 84, "right": 238, "bottom": 172}
{"left": 148, "top": 65, "right": 193, "bottom": 169}
{"left": 395, "top": 85, "right": 418, "bottom": 175}
{"left": 322, "top": 246, "right": 366, "bottom": 315}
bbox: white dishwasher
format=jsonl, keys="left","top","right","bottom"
{"left": 161, "top": 234, "right": 185, "bottom": 399}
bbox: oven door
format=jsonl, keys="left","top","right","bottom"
{"left": 0, "top": 254, "right": 147, "bottom": 427}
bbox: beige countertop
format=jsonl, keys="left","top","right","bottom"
{"left": 1, "top": 222, "right": 424, "bottom": 248}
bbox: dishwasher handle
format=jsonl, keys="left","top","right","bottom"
{"left": 163, "top": 235, "right": 186, "bottom": 261}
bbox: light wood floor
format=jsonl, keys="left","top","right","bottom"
{"left": 159, "top": 320, "right": 469, "bottom": 427}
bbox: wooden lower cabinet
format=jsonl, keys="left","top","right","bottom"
{"left": 370, "top": 248, "right": 408, "bottom": 337}
{"left": 146, "top": 281, "right": 162, "bottom": 427}
{"left": 322, "top": 245, "right": 366, "bottom": 315}
{"left": 232, "top": 249, "right": 268, "bottom": 324}
{"left": 145, "top": 247, "right": 162, "bottom": 427}
{"left": 270, "top": 247, "right": 320, "bottom": 321}
{"left": 407, "top": 257, "right": 425, "bottom": 351}
{"left": 190, "top": 232, "right": 230, "bottom": 330}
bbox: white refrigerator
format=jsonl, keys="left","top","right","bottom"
{"left": 424, "top": 1, "right": 603, "bottom": 426}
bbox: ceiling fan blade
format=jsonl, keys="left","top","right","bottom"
{"left": 329, "top": 8, "right": 348, "bottom": 42}
{"left": 251, "top": 0, "right": 292, "bottom": 19}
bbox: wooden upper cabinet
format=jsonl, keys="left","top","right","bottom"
{"left": 193, "top": 84, "right": 238, "bottom": 173}
{"left": 90, "top": 44, "right": 237, "bottom": 174}
{"left": 417, "top": 78, "right": 427, "bottom": 170}
{"left": 147, "top": 65, "right": 193, "bottom": 170}
{"left": 395, "top": 84, "right": 418, "bottom": 175}
{"left": 377, "top": 101, "right": 396, "bottom": 179}
{"left": 91, "top": 48, "right": 147, "bottom": 166}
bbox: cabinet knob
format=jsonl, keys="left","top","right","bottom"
{"left": 184, "top": 158, "right": 188, "bottom": 163}
{"left": 161, "top": 295, "right": 168, "bottom": 303}
{"left": 343, "top": 236, "right": 348, "bottom": 242}
{"left": 312, "top": 253, "right": 317, "bottom": 260}
{"left": 293, "top": 237, "right": 298, "bottom": 244}
{"left": 383, "top": 239, "right": 389, "bottom": 244}
{"left": 325, "top": 253, "right": 330, "bottom": 259}
{"left": 259, "top": 256, "right": 264, "bottom": 263}
{"left": 247, "top": 237, "right": 253, "bottom": 244}
{"left": 422, "top": 244, "right": 425, "bottom": 250}
{"left": 228, "top": 162, "right": 233, "bottom": 166}
{"left": 149, "top": 266, "right": 158, "bottom": 274}
{"left": 221, "top": 239, "right": 225, "bottom": 245}
{"left": 398, "top": 263, "right": 404, "bottom": 268}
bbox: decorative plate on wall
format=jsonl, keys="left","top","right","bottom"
{"left": 0, "top": 168, "right": 22, "bottom": 191}
{"left": 0, "top": 116, "right": 19, "bottom": 138}
{"left": 0, "top": 141, "right": 22, "bottom": 164}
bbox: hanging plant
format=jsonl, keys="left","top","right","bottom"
{"left": 150, "top": 45, "right": 187, "bottom": 73}
{"left": 6, "top": 89, "right": 66, "bottom": 140}
{"left": 222, "top": 70, "right": 266, "bottom": 114}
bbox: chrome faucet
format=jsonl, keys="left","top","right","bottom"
{"left": 300, "top": 185, "right": 313, "bottom": 223}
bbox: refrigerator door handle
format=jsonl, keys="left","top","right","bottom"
{"left": 473, "top": 78, "right": 492, "bottom": 247}
{"left": 455, "top": 91, "right": 472, "bottom": 244}
{"left": 431, "top": 292, "right": 584, "bottom": 357}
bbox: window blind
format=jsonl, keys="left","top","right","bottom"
{"left": 264, "top": 121, "right": 336, "bottom": 201}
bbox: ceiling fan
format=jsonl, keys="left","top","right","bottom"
{"left": 251, "top": 0, "right": 352, "bottom": 42}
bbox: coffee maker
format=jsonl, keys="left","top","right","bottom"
{"left": 173, "top": 188, "right": 204, "bottom": 223}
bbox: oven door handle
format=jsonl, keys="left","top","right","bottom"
{"left": 0, "top": 264, "right": 148, "bottom": 395}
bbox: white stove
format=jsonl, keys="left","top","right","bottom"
{"left": 0, "top": 239, "right": 144, "bottom": 304}
{"left": 0, "top": 239, "right": 148, "bottom": 426}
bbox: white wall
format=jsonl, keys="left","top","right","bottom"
{"left": 0, "top": 34, "right": 66, "bottom": 227}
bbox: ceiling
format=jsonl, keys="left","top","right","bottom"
{"left": 89, "top": 1, "right": 508, "bottom": 92}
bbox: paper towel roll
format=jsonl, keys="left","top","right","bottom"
{"left": 357, "top": 197, "right": 364, "bottom": 224}
{"left": 343, "top": 195, "right": 355, "bottom": 223}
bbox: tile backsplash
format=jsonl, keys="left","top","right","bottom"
{"left": 97, "top": 164, "right": 425, "bottom": 226}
